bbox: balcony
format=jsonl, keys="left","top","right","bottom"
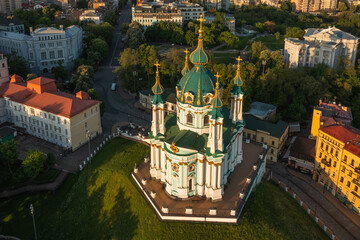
{"left": 321, "top": 159, "right": 331, "bottom": 167}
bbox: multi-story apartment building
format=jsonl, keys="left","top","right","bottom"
{"left": 58, "top": 0, "right": 77, "bottom": 10}
{"left": 0, "top": 17, "right": 24, "bottom": 34}
{"left": 284, "top": 27, "right": 359, "bottom": 69}
{"left": 132, "top": 3, "right": 182, "bottom": 27}
{"left": 175, "top": 2, "right": 204, "bottom": 21}
{"left": 313, "top": 125, "right": 360, "bottom": 213}
{"left": 0, "top": 53, "right": 9, "bottom": 86}
{"left": 0, "top": 75, "right": 102, "bottom": 150}
{"left": 79, "top": 10, "right": 102, "bottom": 24}
{"left": 311, "top": 100, "right": 353, "bottom": 139}
{"left": 291, "top": 0, "right": 337, "bottom": 12}
{"left": 0, "top": 0, "right": 21, "bottom": 14}
{"left": 0, "top": 25, "right": 83, "bottom": 74}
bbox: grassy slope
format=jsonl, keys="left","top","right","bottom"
{"left": 0, "top": 138, "right": 328, "bottom": 240}
{"left": 254, "top": 35, "right": 285, "bottom": 51}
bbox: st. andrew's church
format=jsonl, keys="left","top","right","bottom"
{"left": 149, "top": 15, "right": 245, "bottom": 201}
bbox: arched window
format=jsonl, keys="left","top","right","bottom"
{"left": 186, "top": 113, "right": 193, "bottom": 125}
{"left": 204, "top": 114, "right": 209, "bottom": 126}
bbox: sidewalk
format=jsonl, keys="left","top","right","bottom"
{"left": 289, "top": 168, "right": 360, "bottom": 228}
{"left": 54, "top": 134, "right": 108, "bottom": 173}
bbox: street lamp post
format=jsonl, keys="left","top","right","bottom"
{"left": 86, "top": 130, "right": 91, "bottom": 159}
{"left": 30, "top": 204, "right": 38, "bottom": 240}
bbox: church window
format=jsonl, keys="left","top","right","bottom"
{"left": 204, "top": 114, "right": 209, "bottom": 126}
{"left": 189, "top": 179, "right": 193, "bottom": 191}
{"left": 171, "top": 163, "right": 179, "bottom": 172}
{"left": 186, "top": 96, "right": 193, "bottom": 103}
{"left": 186, "top": 113, "right": 193, "bottom": 125}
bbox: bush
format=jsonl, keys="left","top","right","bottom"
{"left": 22, "top": 150, "right": 47, "bottom": 178}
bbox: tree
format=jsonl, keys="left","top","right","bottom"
{"left": 264, "top": 21, "right": 276, "bottom": 33}
{"left": 70, "top": 65, "right": 94, "bottom": 92}
{"left": 0, "top": 140, "right": 18, "bottom": 176}
{"left": 218, "top": 31, "right": 240, "bottom": 49}
{"left": 120, "top": 23, "right": 129, "bottom": 34}
{"left": 105, "top": 10, "right": 117, "bottom": 26}
{"left": 338, "top": 1, "right": 348, "bottom": 11}
{"left": 251, "top": 42, "right": 267, "bottom": 61}
{"left": 7, "top": 54, "right": 28, "bottom": 77}
{"left": 88, "top": 38, "right": 109, "bottom": 59}
{"left": 255, "top": 22, "right": 265, "bottom": 33}
{"left": 53, "top": 61, "right": 68, "bottom": 81}
{"left": 214, "top": 12, "right": 226, "bottom": 24}
{"left": 22, "top": 150, "right": 47, "bottom": 178}
{"left": 280, "top": 1, "right": 292, "bottom": 13}
{"left": 275, "top": 32, "right": 280, "bottom": 40}
{"left": 285, "top": 27, "right": 305, "bottom": 39}
{"left": 185, "top": 30, "right": 197, "bottom": 46}
{"left": 27, "top": 73, "right": 38, "bottom": 81}
{"left": 125, "top": 22, "right": 145, "bottom": 49}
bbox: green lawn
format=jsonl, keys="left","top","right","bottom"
{"left": 214, "top": 52, "right": 239, "bottom": 65}
{"left": 254, "top": 35, "right": 285, "bottom": 51}
{"left": 0, "top": 138, "right": 328, "bottom": 240}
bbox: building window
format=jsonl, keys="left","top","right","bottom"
{"left": 344, "top": 155, "right": 347, "bottom": 163}
{"left": 204, "top": 114, "right": 209, "bottom": 126}
{"left": 49, "top": 51, "right": 55, "bottom": 59}
{"left": 333, "top": 161, "right": 336, "bottom": 167}
{"left": 325, "top": 145, "right": 329, "bottom": 151}
{"left": 261, "top": 137, "right": 264, "bottom": 143}
{"left": 84, "top": 112, "right": 87, "bottom": 118}
{"left": 355, "top": 186, "right": 358, "bottom": 192}
{"left": 271, "top": 149, "right": 274, "bottom": 154}
{"left": 85, "top": 122, "right": 88, "bottom": 128}
{"left": 351, "top": 159, "right": 355, "bottom": 166}
{"left": 349, "top": 171, "right": 353, "bottom": 177}
{"left": 58, "top": 50, "right": 63, "bottom": 58}
{"left": 272, "top": 141, "right": 275, "bottom": 146}
{"left": 340, "top": 176, "right": 344, "bottom": 183}
{"left": 336, "top": 151, "right": 339, "bottom": 158}
{"left": 321, "top": 142, "right": 324, "bottom": 149}
{"left": 319, "top": 152, "right": 322, "bottom": 158}
{"left": 347, "top": 181, "right": 351, "bottom": 187}
{"left": 332, "top": 172, "right": 335, "bottom": 178}
{"left": 41, "top": 52, "right": 46, "bottom": 60}
{"left": 186, "top": 113, "right": 193, "bottom": 125}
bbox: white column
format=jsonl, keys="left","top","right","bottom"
{"left": 206, "top": 161, "right": 210, "bottom": 187}
{"left": 212, "top": 164, "right": 216, "bottom": 189}
{"left": 151, "top": 145, "right": 155, "bottom": 168}
{"left": 217, "top": 165, "right": 221, "bottom": 188}
{"left": 239, "top": 98, "right": 243, "bottom": 121}
{"left": 198, "top": 159, "right": 203, "bottom": 188}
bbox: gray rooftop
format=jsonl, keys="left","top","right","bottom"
{"left": 0, "top": 31, "right": 32, "bottom": 41}
{"left": 246, "top": 101, "right": 276, "bottom": 120}
{"left": 304, "top": 27, "right": 358, "bottom": 41}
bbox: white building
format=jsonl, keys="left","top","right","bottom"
{"left": 205, "top": 14, "right": 236, "bottom": 34}
{"left": 0, "top": 17, "right": 25, "bottom": 34}
{"left": 149, "top": 17, "right": 245, "bottom": 201}
{"left": 0, "top": 75, "right": 102, "bottom": 150}
{"left": 0, "top": 25, "right": 83, "bottom": 74}
{"left": 132, "top": 3, "right": 182, "bottom": 27}
{"left": 284, "top": 27, "right": 359, "bottom": 68}
{"left": 0, "top": 53, "right": 9, "bottom": 86}
{"left": 175, "top": 2, "right": 204, "bottom": 21}
{"left": 79, "top": 10, "right": 102, "bottom": 25}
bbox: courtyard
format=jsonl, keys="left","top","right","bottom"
{"left": 0, "top": 138, "right": 328, "bottom": 240}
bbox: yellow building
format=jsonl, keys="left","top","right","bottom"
{"left": 313, "top": 125, "right": 360, "bottom": 213}
{"left": 243, "top": 115, "right": 289, "bottom": 162}
{"left": 310, "top": 100, "right": 352, "bottom": 138}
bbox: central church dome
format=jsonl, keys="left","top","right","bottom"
{"left": 177, "top": 15, "right": 218, "bottom": 107}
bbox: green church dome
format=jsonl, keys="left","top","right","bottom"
{"left": 177, "top": 65, "right": 217, "bottom": 107}
{"left": 231, "top": 57, "right": 244, "bottom": 95}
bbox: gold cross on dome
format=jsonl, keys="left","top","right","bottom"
{"left": 215, "top": 72, "right": 221, "bottom": 88}
{"left": 154, "top": 61, "right": 160, "bottom": 71}
{"left": 184, "top": 48, "right": 189, "bottom": 56}
{"left": 198, "top": 14, "right": 205, "bottom": 29}
{"left": 236, "top": 56, "right": 242, "bottom": 63}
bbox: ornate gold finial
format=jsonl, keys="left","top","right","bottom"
{"left": 170, "top": 141, "right": 179, "bottom": 153}
{"left": 154, "top": 61, "right": 160, "bottom": 72}
{"left": 198, "top": 14, "right": 205, "bottom": 31}
{"left": 185, "top": 48, "right": 189, "bottom": 57}
{"left": 236, "top": 56, "right": 242, "bottom": 70}
{"left": 215, "top": 72, "right": 221, "bottom": 88}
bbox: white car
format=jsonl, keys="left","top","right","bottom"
{"left": 111, "top": 82, "right": 117, "bottom": 91}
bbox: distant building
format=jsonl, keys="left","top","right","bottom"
{"left": 138, "top": 88, "right": 176, "bottom": 114}
{"left": 0, "top": 25, "right": 83, "bottom": 74}
{"left": 243, "top": 115, "right": 289, "bottom": 162}
{"left": 132, "top": 3, "right": 182, "bottom": 28}
{"left": 0, "top": 0, "right": 22, "bottom": 14}
{"left": 204, "top": 14, "right": 236, "bottom": 34}
{"left": 0, "top": 75, "right": 102, "bottom": 150}
{"left": 0, "top": 126, "right": 17, "bottom": 143}
{"left": 55, "top": 9, "right": 85, "bottom": 22}
{"left": 0, "top": 17, "right": 24, "bottom": 34}
{"left": 57, "top": 0, "right": 77, "bottom": 9}
{"left": 79, "top": 9, "right": 102, "bottom": 24}
{"left": 310, "top": 100, "right": 352, "bottom": 139}
{"left": 175, "top": 2, "right": 204, "bottom": 21}
{"left": 0, "top": 53, "right": 9, "bottom": 86}
{"left": 284, "top": 27, "right": 359, "bottom": 68}
{"left": 93, "top": 0, "right": 106, "bottom": 9}
{"left": 291, "top": 0, "right": 337, "bottom": 12}
{"left": 288, "top": 136, "right": 316, "bottom": 173}
{"left": 245, "top": 101, "right": 276, "bottom": 120}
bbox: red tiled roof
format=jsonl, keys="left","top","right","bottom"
{"left": 320, "top": 125, "right": 358, "bottom": 143}
{"left": 27, "top": 77, "right": 58, "bottom": 94}
{"left": 318, "top": 102, "right": 352, "bottom": 121}
{"left": 0, "top": 76, "right": 101, "bottom": 118}
{"left": 344, "top": 142, "right": 360, "bottom": 157}
{"left": 10, "top": 74, "right": 23, "bottom": 83}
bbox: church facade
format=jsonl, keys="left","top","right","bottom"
{"left": 149, "top": 16, "right": 245, "bottom": 201}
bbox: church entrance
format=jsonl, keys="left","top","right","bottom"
{"left": 188, "top": 178, "right": 195, "bottom": 197}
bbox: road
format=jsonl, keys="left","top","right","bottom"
{"left": 269, "top": 163, "right": 360, "bottom": 240}
{"left": 94, "top": 1, "right": 150, "bottom": 134}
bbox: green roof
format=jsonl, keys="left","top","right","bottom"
{"left": 210, "top": 81, "right": 223, "bottom": 119}
{"left": 189, "top": 37, "right": 209, "bottom": 65}
{"left": 244, "top": 115, "right": 288, "bottom": 138}
{"left": 140, "top": 88, "right": 176, "bottom": 104}
{"left": 177, "top": 65, "right": 217, "bottom": 107}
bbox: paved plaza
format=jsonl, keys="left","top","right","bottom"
{"left": 133, "top": 142, "right": 265, "bottom": 221}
